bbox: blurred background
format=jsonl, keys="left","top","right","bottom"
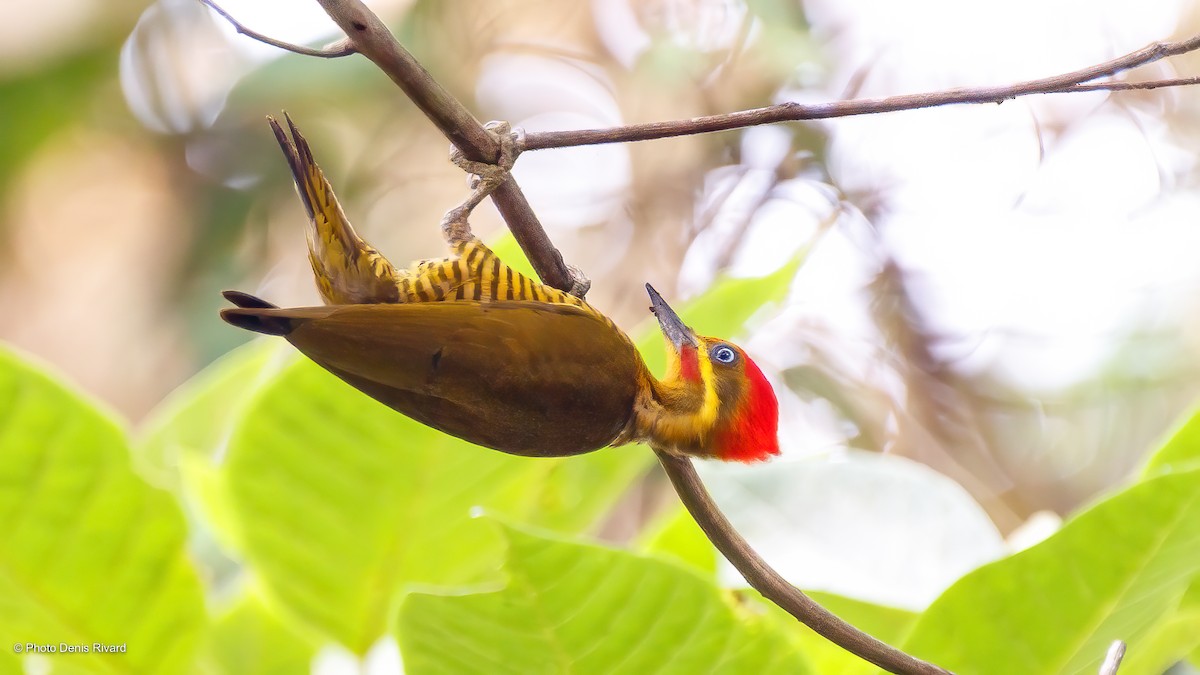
{"left": 5, "top": 0, "right": 1200, "bottom": 611}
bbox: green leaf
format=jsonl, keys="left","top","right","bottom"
{"left": 136, "top": 338, "right": 283, "bottom": 489}
{"left": 177, "top": 448, "right": 246, "bottom": 556}
{"left": 638, "top": 506, "right": 718, "bottom": 576}
{"left": 221, "top": 358, "right": 647, "bottom": 653}
{"left": 1141, "top": 403, "right": 1200, "bottom": 477}
{"left": 517, "top": 449, "right": 652, "bottom": 533}
{"left": 199, "top": 586, "right": 318, "bottom": 675}
{"left": 397, "top": 524, "right": 811, "bottom": 674}
{"left": 137, "top": 339, "right": 285, "bottom": 556}
{"left": 484, "top": 232, "right": 538, "bottom": 281}
{"left": 1181, "top": 579, "right": 1200, "bottom": 671}
{"left": 902, "top": 468, "right": 1200, "bottom": 674}
{"left": 1118, "top": 609, "right": 1200, "bottom": 675}
{"left": 223, "top": 358, "right": 534, "bottom": 651}
{"left": 756, "top": 591, "right": 916, "bottom": 675}
{"left": 644, "top": 503, "right": 918, "bottom": 674}
{"left": 0, "top": 650, "right": 18, "bottom": 675}
{"left": 0, "top": 346, "right": 205, "bottom": 674}
{"left": 642, "top": 508, "right": 919, "bottom": 674}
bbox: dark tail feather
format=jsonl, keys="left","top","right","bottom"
{"left": 266, "top": 112, "right": 317, "bottom": 221}
{"left": 223, "top": 290, "right": 278, "bottom": 309}
{"left": 221, "top": 309, "right": 296, "bottom": 336}
{"left": 221, "top": 291, "right": 293, "bottom": 336}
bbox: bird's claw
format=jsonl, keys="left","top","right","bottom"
{"left": 448, "top": 120, "right": 523, "bottom": 192}
{"left": 443, "top": 121, "right": 526, "bottom": 245}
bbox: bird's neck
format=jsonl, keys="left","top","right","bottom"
{"left": 622, "top": 374, "right": 720, "bottom": 457}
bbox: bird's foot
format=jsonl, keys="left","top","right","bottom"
{"left": 443, "top": 121, "right": 524, "bottom": 245}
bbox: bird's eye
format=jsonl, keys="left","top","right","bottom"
{"left": 711, "top": 345, "right": 737, "bottom": 364}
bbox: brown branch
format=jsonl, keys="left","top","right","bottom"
{"left": 199, "top": 0, "right": 356, "bottom": 57}
{"left": 522, "top": 34, "right": 1200, "bottom": 150}
{"left": 1070, "top": 76, "right": 1200, "bottom": 92}
{"left": 655, "top": 450, "right": 949, "bottom": 675}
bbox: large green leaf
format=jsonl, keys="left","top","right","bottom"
{"left": 901, "top": 467, "right": 1200, "bottom": 674}
{"left": 1141, "top": 403, "right": 1200, "bottom": 477}
{"left": 136, "top": 339, "right": 283, "bottom": 490}
{"left": 639, "top": 505, "right": 718, "bottom": 576}
{"left": 1118, "top": 609, "right": 1200, "bottom": 675}
{"left": 758, "top": 591, "right": 917, "bottom": 675}
{"left": 138, "top": 339, "right": 286, "bottom": 557}
{"left": 642, "top": 503, "right": 917, "bottom": 675}
{"left": 516, "top": 448, "right": 651, "bottom": 533}
{"left": 1185, "top": 578, "right": 1200, "bottom": 671}
{"left": 397, "top": 524, "right": 811, "bottom": 674}
{"left": 220, "top": 356, "right": 649, "bottom": 653}
{"left": 198, "top": 585, "right": 318, "bottom": 675}
{"left": 1148, "top": 577, "right": 1200, "bottom": 674}
{"left": 0, "top": 346, "right": 205, "bottom": 674}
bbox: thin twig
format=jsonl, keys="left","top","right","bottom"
{"left": 521, "top": 34, "right": 1200, "bottom": 150}
{"left": 1070, "top": 76, "right": 1200, "bottom": 92}
{"left": 1098, "top": 640, "right": 1126, "bottom": 675}
{"left": 199, "top": 0, "right": 356, "bottom": 57}
{"left": 655, "top": 450, "right": 949, "bottom": 675}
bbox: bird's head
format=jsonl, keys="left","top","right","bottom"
{"left": 643, "top": 284, "right": 780, "bottom": 462}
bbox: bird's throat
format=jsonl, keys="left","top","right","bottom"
{"left": 622, "top": 375, "right": 719, "bottom": 457}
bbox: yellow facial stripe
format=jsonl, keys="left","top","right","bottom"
{"left": 697, "top": 345, "right": 720, "bottom": 429}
